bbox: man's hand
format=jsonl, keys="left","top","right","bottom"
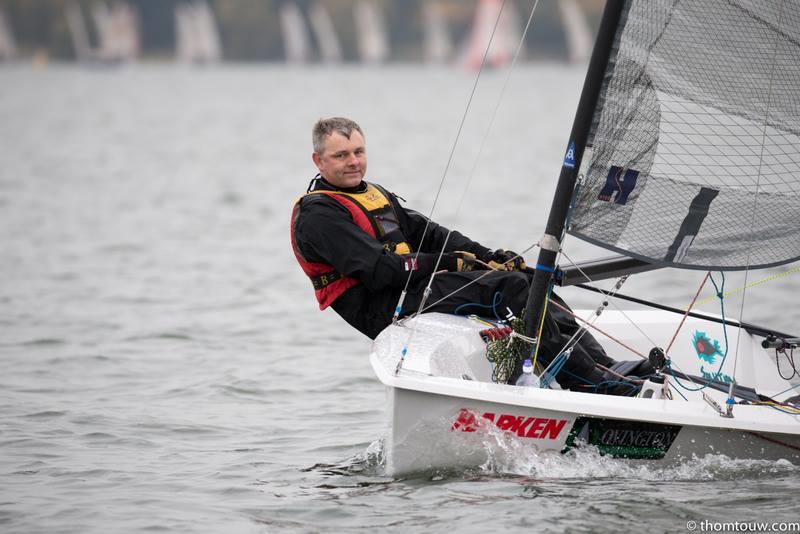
{"left": 443, "top": 251, "right": 479, "bottom": 272}
{"left": 483, "top": 249, "right": 526, "bottom": 271}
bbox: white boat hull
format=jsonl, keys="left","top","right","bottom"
{"left": 371, "top": 312, "right": 800, "bottom": 475}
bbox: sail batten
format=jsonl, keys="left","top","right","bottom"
{"left": 569, "top": 0, "right": 800, "bottom": 270}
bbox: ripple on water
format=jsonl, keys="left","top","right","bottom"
{"left": 23, "top": 411, "right": 69, "bottom": 420}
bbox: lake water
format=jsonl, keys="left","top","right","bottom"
{"left": 1, "top": 63, "right": 798, "bottom": 533}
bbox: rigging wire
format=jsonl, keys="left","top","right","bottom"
{"left": 547, "top": 298, "right": 645, "bottom": 359}
{"left": 555, "top": 250, "right": 729, "bottom": 397}
{"left": 558, "top": 248, "right": 661, "bottom": 350}
{"left": 772, "top": 382, "right": 800, "bottom": 400}
{"left": 730, "top": 0, "right": 787, "bottom": 385}
{"left": 391, "top": 0, "right": 509, "bottom": 325}
{"left": 546, "top": 275, "right": 631, "bottom": 365}
{"left": 394, "top": 0, "right": 543, "bottom": 374}
{"left": 411, "top": 0, "right": 542, "bottom": 318}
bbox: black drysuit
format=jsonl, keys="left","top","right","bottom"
{"left": 292, "top": 178, "right": 627, "bottom": 389}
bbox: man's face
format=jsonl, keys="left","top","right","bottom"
{"left": 312, "top": 130, "right": 367, "bottom": 189}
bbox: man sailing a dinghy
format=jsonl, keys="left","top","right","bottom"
{"left": 291, "top": 117, "right": 652, "bottom": 394}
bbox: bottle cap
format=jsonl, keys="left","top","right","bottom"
{"left": 522, "top": 358, "right": 532, "bottom": 372}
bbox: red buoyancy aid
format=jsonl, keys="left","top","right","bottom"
{"left": 290, "top": 183, "right": 411, "bottom": 310}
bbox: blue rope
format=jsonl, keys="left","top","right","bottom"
{"left": 453, "top": 291, "right": 504, "bottom": 322}
{"left": 541, "top": 351, "right": 568, "bottom": 388}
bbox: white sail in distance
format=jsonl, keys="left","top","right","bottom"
{"left": 558, "top": 0, "right": 592, "bottom": 63}
{"left": 422, "top": 1, "right": 453, "bottom": 63}
{"left": 309, "top": 1, "right": 342, "bottom": 64}
{"left": 354, "top": 0, "right": 389, "bottom": 64}
{"left": 0, "top": 8, "right": 17, "bottom": 60}
{"left": 280, "top": 1, "right": 312, "bottom": 64}
{"left": 175, "top": 1, "right": 221, "bottom": 64}
{"left": 462, "top": 0, "right": 523, "bottom": 69}
{"left": 92, "top": 2, "right": 140, "bottom": 63}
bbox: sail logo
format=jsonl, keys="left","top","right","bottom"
{"left": 451, "top": 409, "right": 568, "bottom": 440}
{"left": 597, "top": 166, "right": 639, "bottom": 205}
{"left": 563, "top": 141, "right": 576, "bottom": 168}
{"left": 692, "top": 330, "right": 733, "bottom": 383}
{"left": 692, "top": 331, "right": 722, "bottom": 364}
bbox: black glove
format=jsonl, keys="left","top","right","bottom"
{"left": 483, "top": 249, "right": 526, "bottom": 271}
{"left": 442, "top": 251, "right": 480, "bottom": 272}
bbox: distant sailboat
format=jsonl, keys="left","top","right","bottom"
{"left": 354, "top": 0, "right": 390, "bottom": 65}
{"left": 66, "top": 3, "right": 93, "bottom": 62}
{"left": 309, "top": 1, "right": 342, "bottom": 64}
{"left": 92, "top": 2, "right": 140, "bottom": 63}
{"left": 66, "top": 1, "right": 139, "bottom": 64}
{"left": 280, "top": 1, "right": 313, "bottom": 64}
{"left": 558, "top": 0, "right": 592, "bottom": 63}
{"left": 462, "top": 0, "right": 523, "bottom": 70}
{"left": 422, "top": 1, "right": 452, "bottom": 64}
{"left": 175, "top": 1, "right": 222, "bottom": 64}
{"left": 0, "top": 8, "right": 17, "bottom": 60}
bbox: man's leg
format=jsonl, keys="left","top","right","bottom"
{"left": 401, "top": 271, "right": 529, "bottom": 322}
{"left": 400, "top": 272, "right": 607, "bottom": 386}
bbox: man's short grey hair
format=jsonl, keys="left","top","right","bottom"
{"left": 312, "top": 117, "right": 364, "bottom": 154}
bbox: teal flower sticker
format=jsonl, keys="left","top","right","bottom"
{"left": 692, "top": 331, "right": 722, "bottom": 363}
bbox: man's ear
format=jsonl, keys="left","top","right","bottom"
{"left": 312, "top": 151, "right": 322, "bottom": 169}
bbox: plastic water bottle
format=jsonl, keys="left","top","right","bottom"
{"left": 515, "top": 359, "right": 540, "bottom": 388}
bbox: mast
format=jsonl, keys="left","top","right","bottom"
{"left": 523, "top": 0, "right": 626, "bottom": 342}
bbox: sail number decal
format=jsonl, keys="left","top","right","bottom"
{"left": 598, "top": 166, "right": 639, "bottom": 205}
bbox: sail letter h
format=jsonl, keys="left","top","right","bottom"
{"left": 598, "top": 166, "right": 639, "bottom": 205}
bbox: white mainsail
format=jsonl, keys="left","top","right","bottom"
{"left": 92, "top": 2, "right": 140, "bottom": 63}
{"left": 0, "top": 8, "right": 17, "bottom": 60}
{"left": 309, "top": 1, "right": 342, "bottom": 64}
{"left": 66, "top": 1, "right": 139, "bottom": 63}
{"left": 66, "top": 3, "right": 92, "bottom": 62}
{"left": 422, "top": 1, "right": 453, "bottom": 64}
{"left": 462, "top": 0, "right": 523, "bottom": 69}
{"left": 354, "top": 0, "right": 390, "bottom": 65}
{"left": 280, "top": 1, "right": 312, "bottom": 64}
{"left": 175, "top": 1, "right": 222, "bottom": 64}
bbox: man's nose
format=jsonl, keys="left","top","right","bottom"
{"left": 347, "top": 153, "right": 360, "bottom": 165}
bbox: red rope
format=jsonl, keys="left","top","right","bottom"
{"left": 548, "top": 299, "right": 646, "bottom": 359}
{"left": 666, "top": 272, "right": 710, "bottom": 354}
